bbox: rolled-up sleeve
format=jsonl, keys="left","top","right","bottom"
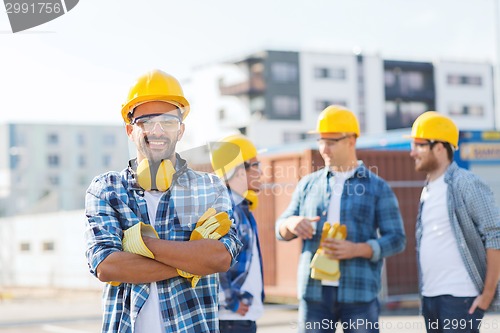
{"left": 371, "top": 181, "right": 406, "bottom": 262}
{"left": 84, "top": 177, "right": 123, "bottom": 276}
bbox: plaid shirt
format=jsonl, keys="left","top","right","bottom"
{"left": 416, "top": 162, "right": 500, "bottom": 311}
{"left": 85, "top": 155, "right": 242, "bottom": 333}
{"left": 219, "top": 192, "right": 264, "bottom": 311}
{"left": 276, "top": 163, "right": 406, "bottom": 303}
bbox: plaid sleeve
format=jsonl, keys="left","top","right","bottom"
{"left": 219, "top": 207, "right": 250, "bottom": 311}
{"left": 209, "top": 174, "right": 242, "bottom": 266}
{"left": 459, "top": 173, "right": 500, "bottom": 250}
{"left": 371, "top": 179, "right": 406, "bottom": 261}
{"left": 275, "top": 175, "right": 310, "bottom": 241}
{"left": 84, "top": 172, "right": 141, "bottom": 276}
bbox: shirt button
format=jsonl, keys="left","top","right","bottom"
{"left": 322, "top": 211, "right": 327, "bottom": 216}
{"left": 138, "top": 190, "right": 144, "bottom": 195}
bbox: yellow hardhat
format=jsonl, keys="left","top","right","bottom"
{"left": 410, "top": 111, "right": 459, "bottom": 148}
{"left": 310, "top": 105, "right": 360, "bottom": 136}
{"left": 210, "top": 134, "right": 257, "bottom": 179}
{"left": 121, "top": 69, "right": 190, "bottom": 124}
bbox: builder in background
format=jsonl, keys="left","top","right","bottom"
{"left": 210, "top": 134, "right": 265, "bottom": 333}
{"left": 275, "top": 105, "right": 406, "bottom": 333}
{"left": 409, "top": 111, "right": 500, "bottom": 333}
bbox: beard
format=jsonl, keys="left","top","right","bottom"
{"left": 138, "top": 133, "right": 177, "bottom": 163}
{"left": 415, "top": 154, "right": 439, "bottom": 173}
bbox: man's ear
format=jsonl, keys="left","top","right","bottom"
{"left": 125, "top": 124, "right": 134, "bottom": 138}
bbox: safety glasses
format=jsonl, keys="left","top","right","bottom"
{"left": 411, "top": 140, "right": 437, "bottom": 151}
{"left": 317, "top": 135, "right": 350, "bottom": 146}
{"left": 244, "top": 161, "right": 261, "bottom": 170}
{"left": 131, "top": 113, "right": 181, "bottom": 132}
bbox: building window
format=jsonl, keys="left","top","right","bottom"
{"left": 315, "top": 100, "right": 347, "bottom": 112}
{"left": 47, "top": 154, "right": 60, "bottom": 167}
{"left": 79, "top": 175, "right": 89, "bottom": 186}
{"left": 103, "top": 134, "right": 116, "bottom": 146}
{"left": 386, "top": 100, "right": 429, "bottom": 130}
{"left": 77, "top": 133, "right": 85, "bottom": 146}
{"left": 449, "top": 104, "right": 484, "bottom": 116}
{"left": 314, "top": 67, "right": 346, "bottom": 80}
{"left": 10, "top": 153, "right": 20, "bottom": 169}
{"left": 42, "top": 241, "right": 55, "bottom": 252}
{"left": 47, "top": 133, "right": 59, "bottom": 145}
{"left": 272, "top": 95, "right": 299, "bottom": 118}
{"left": 48, "top": 175, "right": 59, "bottom": 186}
{"left": 19, "top": 242, "right": 30, "bottom": 252}
{"left": 384, "top": 71, "right": 396, "bottom": 87}
{"left": 78, "top": 154, "right": 86, "bottom": 167}
{"left": 219, "top": 108, "right": 226, "bottom": 121}
{"left": 283, "top": 132, "right": 308, "bottom": 143}
{"left": 314, "top": 67, "right": 330, "bottom": 78}
{"left": 271, "top": 62, "right": 298, "bottom": 83}
{"left": 447, "top": 74, "right": 482, "bottom": 86}
{"left": 103, "top": 154, "right": 112, "bottom": 168}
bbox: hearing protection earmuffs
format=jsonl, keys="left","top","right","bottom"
{"left": 243, "top": 190, "right": 259, "bottom": 211}
{"left": 135, "top": 158, "right": 176, "bottom": 191}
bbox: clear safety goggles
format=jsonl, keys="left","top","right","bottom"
{"left": 131, "top": 113, "right": 181, "bottom": 132}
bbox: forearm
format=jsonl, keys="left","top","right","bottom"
{"left": 482, "top": 249, "right": 500, "bottom": 301}
{"left": 355, "top": 242, "right": 374, "bottom": 259}
{"left": 96, "top": 251, "right": 178, "bottom": 284}
{"left": 145, "top": 237, "right": 231, "bottom": 275}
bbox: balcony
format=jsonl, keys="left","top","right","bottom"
{"left": 219, "top": 74, "right": 266, "bottom": 96}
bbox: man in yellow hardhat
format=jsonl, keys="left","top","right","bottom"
{"left": 84, "top": 69, "right": 241, "bottom": 333}
{"left": 210, "top": 134, "right": 264, "bottom": 333}
{"left": 276, "top": 105, "right": 406, "bottom": 333}
{"left": 409, "top": 111, "right": 500, "bottom": 333}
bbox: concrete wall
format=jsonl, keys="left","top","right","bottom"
{"left": 0, "top": 210, "right": 101, "bottom": 290}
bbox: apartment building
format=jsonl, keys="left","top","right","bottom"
{"left": 183, "top": 50, "right": 495, "bottom": 149}
{"left": 0, "top": 123, "right": 130, "bottom": 217}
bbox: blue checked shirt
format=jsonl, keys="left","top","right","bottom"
{"left": 276, "top": 163, "right": 406, "bottom": 303}
{"left": 85, "top": 155, "right": 242, "bottom": 333}
{"left": 416, "top": 162, "right": 500, "bottom": 311}
{"left": 219, "top": 192, "right": 264, "bottom": 311}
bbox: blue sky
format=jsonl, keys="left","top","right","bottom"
{"left": 0, "top": 0, "right": 498, "bottom": 125}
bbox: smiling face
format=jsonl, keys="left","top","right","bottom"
{"left": 126, "top": 101, "right": 185, "bottom": 163}
{"left": 410, "top": 139, "right": 439, "bottom": 173}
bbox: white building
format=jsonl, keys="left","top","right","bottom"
{"left": 0, "top": 210, "right": 101, "bottom": 289}
{"left": 434, "top": 60, "right": 495, "bottom": 130}
{"left": 183, "top": 50, "right": 495, "bottom": 149}
{"left": 0, "top": 123, "right": 130, "bottom": 217}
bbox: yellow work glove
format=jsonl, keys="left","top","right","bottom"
{"left": 310, "top": 222, "right": 347, "bottom": 281}
{"left": 176, "top": 208, "right": 232, "bottom": 287}
{"left": 108, "top": 222, "right": 159, "bottom": 287}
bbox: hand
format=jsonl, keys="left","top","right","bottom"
{"left": 286, "top": 216, "right": 320, "bottom": 239}
{"left": 176, "top": 208, "right": 231, "bottom": 287}
{"left": 122, "top": 222, "right": 159, "bottom": 259}
{"left": 323, "top": 239, "right": 358, "bottom": 260}
{"left": 310, "top": 223, "right": 347, "bottom": 281}
{"left": 108, "top": 222, "right": 159, "bottom": 287}
{"left": 236, "top": 301, "right": 250, "bottom": 316}
{"left": 468, "top": 294, "right": 491, "bottom": 314}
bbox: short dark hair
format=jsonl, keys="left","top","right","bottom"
{"left": 443, "top": 142, "right": 454, "bottom": 161}
{"left": 430, "top": 141, "right": 454, "bottom": 161}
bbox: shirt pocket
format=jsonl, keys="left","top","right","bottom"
{"left": 168, "top": 214, "right": 197, "bottom": 241}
